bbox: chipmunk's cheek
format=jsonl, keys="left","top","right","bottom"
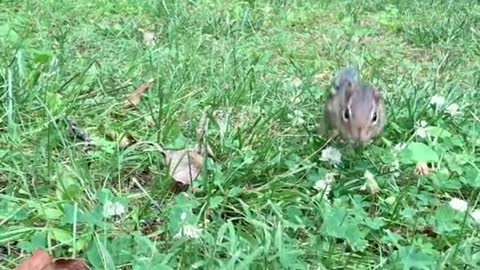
{"left": 349, "top": 126, "right": 358, "bottom": 140}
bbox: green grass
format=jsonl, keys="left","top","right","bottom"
{"left": 1, "top": 0, "right": 480, "bottom": 269}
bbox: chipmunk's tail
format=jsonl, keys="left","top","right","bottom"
{"left": 333, "top": 65, "right": 360, "bottom": 92}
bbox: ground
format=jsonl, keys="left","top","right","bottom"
{"left": 1, "top": 0, "right": 480, "bottom": 269}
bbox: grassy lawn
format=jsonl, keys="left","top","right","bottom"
{"left": 1, "top": 0, "right": 480, "bottom": 269}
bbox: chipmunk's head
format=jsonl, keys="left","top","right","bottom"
{"left": 340, "top": 84, "right": 386, "bottom": 146}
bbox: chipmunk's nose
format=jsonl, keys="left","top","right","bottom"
{"left": 358, "top": 128, "right": 372, "bottom": 144}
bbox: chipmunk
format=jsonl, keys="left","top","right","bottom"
{"left": 322, "top": 66, "right": 386, "bottom": 146}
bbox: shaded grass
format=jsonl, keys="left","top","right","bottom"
{"left": 1, "top": 0, "right": 480, "bottom": 269}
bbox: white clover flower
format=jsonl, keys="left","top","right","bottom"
{"left": 288, "top": 109, "right": 305, "bottom": 126}
{"left": 430, "top": 94, "right": 462, "bottom": 116}
{"left": 289, "top": 95, "right": 302, "bottom": 104}
{"left": 446, "top": 103, "right": 461, "bottom": 116}
{"left": 415, "top": 120, "right": 429, "bottom": 138}
{"left": 361, "top": 170, "right": 380, "bottom": 194}
{"left": 314, "top": 181, "right": 332, "bottom": 194}
{"left": 319, "top": 146, "right": 342, "bottom": 165}
{"left": 263, "top": 4, "right": 272, "bottom": 15}
{"left": 103, "top": 201, "right": 126, "bottom": 218}
{"left": 313, "top": 172, "right": 337, "bottom": 203}
{"left": 174, "top": 224, "right": 203, "bottom": 240}
{"left": 470, "top": 209, "right": 480, "bottom": 224}
{"left": 314, "top": 181, "right": 332, "bottom": 201}
{"left": 314, "top": 173, "right": 336, "bottom": 191}
{"left": 364, "top": 170, "right": 375, "bottom": 182}
{"left": 391, "top": 144, "right": 405, "bottom": 178}
{"left": 430, "top": 95, "right": 446, "bottom": 108}
{"left": 449, "top": 198, "right": 468, "bottom": 213}
{"left": 292, "top": 77, "right": 302, "bottom": 88}
{"left": 391, "top": 159, "right": 401, "bottom": 177}
{"left": 393, "top": 143, "right": 407, "bottom": 153}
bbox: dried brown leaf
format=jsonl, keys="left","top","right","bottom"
{"left": 17, "top": 250, "right": 52, "bottom": 270}
{"left": 165, "top": 150, "right": 204, "bottom": 186}
{"left": 17, "top": 250, "right": 89, "bottom": 270}
{"left": 47, "top": 259, "right": 89, "bottom": 270}
{"left": 42, "top": 259, "right": 90, "bottom": 270}
{"left": 125, "top": 79, "right": 154, "bottom": 108}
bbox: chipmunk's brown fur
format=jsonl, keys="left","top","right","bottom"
{"left": 322, "top": 66, "right": 386, "bottom": 146}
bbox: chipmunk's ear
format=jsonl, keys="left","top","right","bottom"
{"left": 333, "top": 78, "right": 350, "bottom": 92}
{"left": 344, "top": 82, "right": 360, "bottom": 102}
{"left": 345, "top": 86, "right": 354, "bottom": 102}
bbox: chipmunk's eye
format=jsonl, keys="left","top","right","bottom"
{"left": 371, "top": 112, "right": 378, "bottom": 123}
{"left": 343, "top": 108, "right": 350, "bottom": 121}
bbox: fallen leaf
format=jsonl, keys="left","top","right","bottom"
{"left": 44, "top": 259, "right": 90, "bottom": 270}
{"left": 125, "top": 79, "right": 154, "bottom": 108}
{"left": 17, "top": 250, "right": 52, "bottom": 270}
{"left": 165, "top": 150, "right": 204, "bottom": 186}
{"left": 16, "top": 250, "right": 89, "bottom": 270}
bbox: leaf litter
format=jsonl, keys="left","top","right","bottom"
{"left": 63, "top": 77, "right": 210, "bottom": 190}
{"left": 164, "top": 150, "right": 204, "bottom": 186}
{"left": 63, "top": 79, "right": 157, "bottom": 152}
{"left": 164, "top": 111, "right": 212, "bottom": 187}
{"left": 125, "top": 79, "right": 154, "bottom": 108}
{"left": 16, "top": 250, "right": 89, "bottom": 270}
{"left": 129, "top": 111, "right": 211, "bottom": 189}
